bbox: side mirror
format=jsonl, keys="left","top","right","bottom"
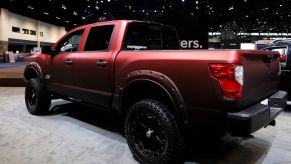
{"left": 41, "top": 46, "right": 57, "bottom": 55}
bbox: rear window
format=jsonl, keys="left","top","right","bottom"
{"left": 124, "top": 23, "right": 179, "bottom": 50}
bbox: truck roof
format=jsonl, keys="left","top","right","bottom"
{"left": 75, "top": 20, "right": 169, "bottom": 30}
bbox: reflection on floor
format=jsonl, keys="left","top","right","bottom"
{"left": 1, "top": 87, "right": 291, "bottom": 164}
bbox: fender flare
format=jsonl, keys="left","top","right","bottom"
{"left": 24, "top": 62, "right": 44, "bottom": 82}
{"left": 113, "top": 70, "right": 191, "bottom": 126}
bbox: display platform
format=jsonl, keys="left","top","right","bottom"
{"left": 0, "top": 62, "right": 25, "bottom": 86}
{"left": 0, "top": 87, "right": 291, "bottom": 164}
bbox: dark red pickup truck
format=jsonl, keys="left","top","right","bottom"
{"left": 24, "top": 20, "right": 287, "bottom": 164}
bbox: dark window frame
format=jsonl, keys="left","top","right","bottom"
{"left": 30, "top": 30, "right": 36, "bottom": 35}
{"left": 22, "top": 28, "right": 29, "bottom": 34}
{"left": 12, "top": 26, "right": 20, "bottom": 33}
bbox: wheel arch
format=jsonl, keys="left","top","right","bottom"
{"left": 113, "top": 70, "right": 191, "bottom": 130}
{"left": 24, "top": 62, "right": 44, "bottom": 82}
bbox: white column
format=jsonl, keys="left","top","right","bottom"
{"left": 36, "top": 20, "right": 40, "bottom": 48}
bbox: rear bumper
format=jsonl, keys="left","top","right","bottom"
{"left": 227, "top": 91, "right": 287, "bottom": 136}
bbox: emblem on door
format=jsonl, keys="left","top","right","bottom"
{"left": 45, "top": 75, "right": 51, "bottom": 80}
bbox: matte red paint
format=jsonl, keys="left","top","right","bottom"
{"left": 25, "top": 20, "right": 283, "bottom": 135}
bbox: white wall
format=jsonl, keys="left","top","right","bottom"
{"left": 0, "top": 8, "right": 10, "bottom": 42}
{"left": 7, "top": 10, "right": 38, "bottom": 41}
{"left": 0, "top": 8, "right": 66, "bottom": 44}
{"left": 38, "top": 21, "right": 66, "bottom": 43}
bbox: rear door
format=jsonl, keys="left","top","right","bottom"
{"left": 71, "top": 25, "right": 115, "bottom": 108}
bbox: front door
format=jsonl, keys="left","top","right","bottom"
{"left": 46, "top": 29, "right": 85, "bottom": 97}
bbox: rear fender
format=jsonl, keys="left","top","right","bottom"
{"left": 113, "top": 70, "right": 191, "bottom": 126}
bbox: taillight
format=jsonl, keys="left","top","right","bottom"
{"left": 279, "top": 54, "right": 286, "bottom": 62}
{"left": 209, "top": 64, "right": 244, "bottom": 100}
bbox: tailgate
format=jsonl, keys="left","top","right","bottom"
{"left": 237, "top": 51, "right": 280, "bottom": 109}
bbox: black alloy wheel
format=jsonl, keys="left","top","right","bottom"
{"left": 26, "top": 86, "right": 37, "bottom": 110}
{"left": 125, "top": 99, "right": 184, "bottom": 164}
{"left": 25, "top": 78, "right": 51, "bottom": 115}
{"left": 131, "top": 109, "right": 167, "bottom": 158}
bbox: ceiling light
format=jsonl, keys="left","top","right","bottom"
{"left": 66, "top": 20, "right": 69, "bottom": 23}
{"left": 82, "top": 16, "right": 85, "bottom": 19}
{"left": 56, "top": 17, "right": 60, "bottom": 19}
{"left": 62, "top": 5, "right": 67, "bottom": 10}
{"left": 27, "top": 6, "right": 34, "bottom": 10}
{"left": 73, "top": 11, "right": 78, "bottom": 15}
{"left": 95, "top": 6, "right": 99, "bottom": 10}
{"left": 43, "top": 12, "right": 49, "bottom": 15}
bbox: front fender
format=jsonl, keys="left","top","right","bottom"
{"left": 24, "top": 62, "right": 44, "bottom": 82}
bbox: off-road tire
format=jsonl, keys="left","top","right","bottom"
{"left": 125, "top": 99, "right": 184, "bottom": 164}
{"left": 25, "top": 78, "right": 51, "bottom": 115}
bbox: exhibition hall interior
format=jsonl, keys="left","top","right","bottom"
{"left": 1, "top": 0, "right": 291, "bottom": 164}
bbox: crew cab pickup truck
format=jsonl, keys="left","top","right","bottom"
{"left": 24, "top": 20, "right": 287, "bottom": 164}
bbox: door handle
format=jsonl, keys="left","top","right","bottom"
{"left": 65, "top": 60, "right": 73, "bottom": 65}
{"left": 96, "top": 60, "right": 107, "bottom": 67}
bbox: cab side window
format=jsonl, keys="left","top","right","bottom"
{"left": 162, "top": 27, "right": 180, "bottom": 50}
{"left": 84, "top": 25, "right": 114, "bottom": 51}
{"left": 56, "top": 30, "right": 84, "bottom": 53}
{"left": 124, "top": 23, "right": 162, "bottom": 50}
